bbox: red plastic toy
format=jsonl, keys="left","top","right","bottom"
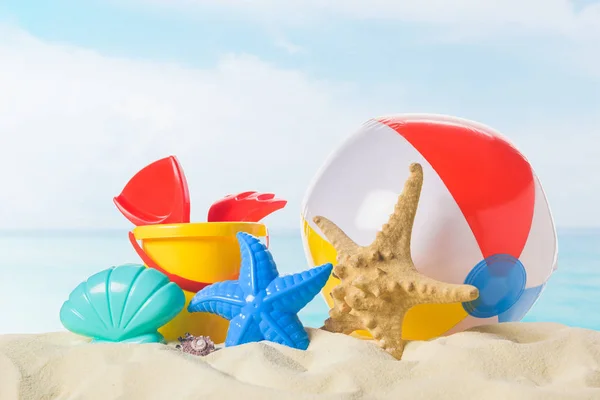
{"left": 114, "top": 155, "right": 287, "bottom": 225}
{"left": 113, "top": 156, "right": 191, "bottom": 226}
{"left": 207, "top": 191, "right": 287, "bottom": 223}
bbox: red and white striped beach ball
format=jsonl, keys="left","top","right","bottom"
{"left": 301, "top": 114, "right": 558, "bottom": 340}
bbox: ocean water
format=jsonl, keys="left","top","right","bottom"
{"left": 0, "top": 229, "right": 598, "bottom": 335}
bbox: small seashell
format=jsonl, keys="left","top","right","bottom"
{"left": 176, "top": 333, "right": 216, "bottom": 356}
{"left": 59, "top": 264, "right": 185, "bottom": 344}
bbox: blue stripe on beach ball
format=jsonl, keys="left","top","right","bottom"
{"left": 462, "top": 254, "right": 527, "bottom": 318}
{"left": 498, "top": 284, "right": 545, "bottom": 322}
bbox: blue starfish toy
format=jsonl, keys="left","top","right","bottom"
{"left": 188, "top": 232, "right": 333, "bottom": 350}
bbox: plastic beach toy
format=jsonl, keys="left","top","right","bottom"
{"left": 130, "top": 222, "right": 268, "bottom": 342}
{"left": 207, "top": 191, "right": 287, "bottom": 223}
{"left": 188, "top": 232, "right": 333, "bottom": 350}
{"left": 301, "top": 114, "right": 558, "bottom": 341}
{"left": 59, "top": 264, "right": 185, "bottom": 343}
{"left": 114, "top": 156, "right": 287, "bottom": 342}
{"left": 114, "top": 156, "right": 190, "bottom": 225}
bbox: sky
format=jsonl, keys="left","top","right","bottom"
{"left": 0, "top": 0, "right": 599, "bottom": 230}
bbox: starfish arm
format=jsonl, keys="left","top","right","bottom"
{"left": 264, "top": 263, "right": 333, "bottom": 314}
{"left": 312, "top": 216, "right": 360, "bottom": 259}
{"left": 259, "top": 311, "right": 310, "bottom": 350}
{"left": 187, "top": 281, "right": 245, "bottom": 320}
{"left": 373, "top": 163, "right": 423, "bottom": 258}
{"left": 365, "top": 314, "right": 408, "bottom": 360}
{"left": 322, "top": 309, "right": 363, "bottom": 334}
{"left": 237, "top": 232, "right": 279, "bottom": 296}
{"left": 225, "top": 313, "right": 264, "bottom": 347}
{"left": 400, "top": 273, "right": 479, "bottom": 304}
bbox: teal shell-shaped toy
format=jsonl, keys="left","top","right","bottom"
{"left": 60, "top": 264, "right": 185, "bottom": 344}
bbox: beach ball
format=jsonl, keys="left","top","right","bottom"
{"left": 301, "top": 114, "right": 558, "bottom": 341}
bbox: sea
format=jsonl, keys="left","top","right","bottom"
{"left": 0, "top": 229, "right": 598, "bottom": 334}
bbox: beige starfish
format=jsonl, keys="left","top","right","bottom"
{"left": 313, "top": 162, "right": 479, "bottom": 360}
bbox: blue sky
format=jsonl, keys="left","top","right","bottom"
{"left": 3, "top": 0, "right": 598, "bottom": 108}
{"left": 0, "top": 0, "right": 599, "bottom": 229}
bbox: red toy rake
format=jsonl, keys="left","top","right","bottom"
{"left": 207, "top": 191, "right": 287, "bottom": 223}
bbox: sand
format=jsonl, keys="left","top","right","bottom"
{"left": 0, "top": 323, "right": 599, "bottom": 400}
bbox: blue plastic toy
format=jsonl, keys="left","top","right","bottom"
{"left": 60, "top": 264, "right": 185, "bottom": 344}
{"left": 188, "top": 232, "right": 333, "bottom": 350}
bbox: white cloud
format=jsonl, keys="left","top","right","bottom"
{"left": 0, "top": 25, "right": 598, "bottom": 230}
{"left": 0, "top": 26, "right": 386, "bottom": 230}
{"left": 273, "top": 36, "right": 305, "bottom": 55}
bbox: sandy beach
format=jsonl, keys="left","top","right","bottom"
{"left": 0, "top": 323, "right": 598, "bottom": 400}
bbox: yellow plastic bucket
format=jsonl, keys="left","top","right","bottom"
{"left": 129, "top": 222, "right": 267, "bottom": 343}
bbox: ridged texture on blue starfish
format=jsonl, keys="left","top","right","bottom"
{"left": 188, "top": 232, "right": 332, "bottom": 350}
